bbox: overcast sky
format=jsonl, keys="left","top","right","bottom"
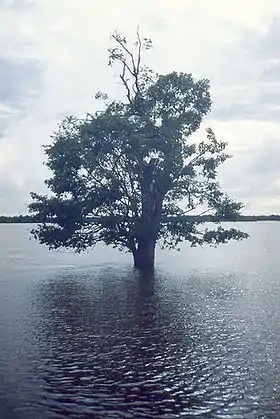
{"left": 1, "top": 0, "right": 280, "bottom": 215}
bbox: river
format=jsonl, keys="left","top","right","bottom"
{"left": 0, "top": 223, "right": 280, "bottom": 418}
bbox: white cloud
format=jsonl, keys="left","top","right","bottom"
{"left": 1, "top": 0, "right": 280, "bottom": 214}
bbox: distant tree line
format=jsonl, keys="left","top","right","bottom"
{"left": 236, "top": 214, "right": 280, "bottom": 221}
{"left": 190, "top": 214, "right": 280, "bottom": 222}
{"left": 0, "top": 214, "right": 280, "bottom": 224}
{"left": 0, "top": 215, "right": 35, "bottom": 223}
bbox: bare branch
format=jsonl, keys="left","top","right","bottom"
{"left": 112, "top": 32, "right": 137, "bottom": 73}
{"left": 186, "top": 145, "right": 210, "bottom": 168}
{"left": 117, "top": 56, "right": 135, "bottom": 77}
{"left": 197, "top": 208, "right": 213, "bottom": 216}
{"left": 111, "top": 31, "right": 143, "bottom": 101}
{"left": 136, "top": 28, "right": 142, "bottom": 75}
{"left": 120, "top": 61, "right": 132, "bottom": 103}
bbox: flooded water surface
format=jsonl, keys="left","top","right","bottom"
{"left": 0, "top": 223, "right": 280, "bottom": 418}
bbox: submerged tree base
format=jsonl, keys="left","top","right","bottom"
{"left": 133, "top": 240, "right": 156, "bottom": 269}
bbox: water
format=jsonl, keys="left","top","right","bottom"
{"left": 0, "top": 223, "right": 280, "bottom": 418}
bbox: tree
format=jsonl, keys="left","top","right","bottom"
{"left": 29, "top": 31, "right": 248, "bottom": 269}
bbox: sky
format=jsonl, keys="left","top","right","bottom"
{"left": 1, "top": 0, "right": 280, "bottom": 215}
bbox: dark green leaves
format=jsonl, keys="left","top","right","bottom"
{"left": 29, "top": 31, "right": 248, "bottom": 259}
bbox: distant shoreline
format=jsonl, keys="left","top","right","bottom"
{"left": 1, "top": 215, "right": 280, "bottom": 224}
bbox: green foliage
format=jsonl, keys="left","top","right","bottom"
{"left": 29, "top": 31, "right": 248, "bottom": 259}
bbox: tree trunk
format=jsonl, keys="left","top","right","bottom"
{"left": 133, "top": 237, "right": 156, "bottom": 269}
{"left": 134, "top": 159, "right": 163, "bottom": 270}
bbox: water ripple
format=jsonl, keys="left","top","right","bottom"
{"left": 14, "top": 267, "right": 275, "bottom": 418}
{"left": 1, "top": 224, "right": 280, "bottom": 418}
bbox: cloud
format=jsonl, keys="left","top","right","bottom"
{"left": 211, "top": 13, "right": 280, "bottom": 122}
{"left": 0, "top": 57, "right": 41, "bottom": 107}
{"left": 1, "top": 0, "right": 280, "bottom": 214}
{"left": 0, "top": 0, "right": 35, "bottom": 9}
{"left": 211, "top": 120, "right": 280, "bottom": 214}
{"left": 0, "top": 181, "right": 28, "bottom": 215}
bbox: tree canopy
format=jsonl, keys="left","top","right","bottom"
{"left": 29, "top": 31, "right": 248, "bottom": 268}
